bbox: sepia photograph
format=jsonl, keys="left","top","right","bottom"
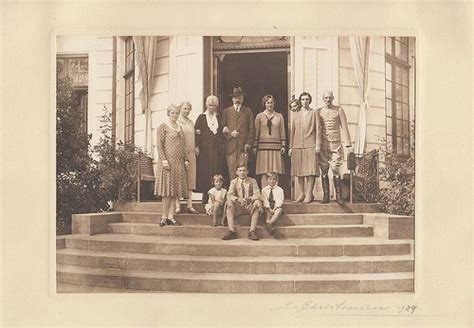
{"left": 56, "top": 35, "right": 416, "bottom": 293}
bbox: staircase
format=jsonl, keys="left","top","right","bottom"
{"left": 56, "top": 202, "right": 414, "bottom": 293}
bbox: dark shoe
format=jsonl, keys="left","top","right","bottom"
{"left": 321, "top": 174, "right": 330, "bottom": 203}
{"left": 333, "top": 175, "right": 344, "bottom": 205}
{"left": 248, "top": 230, "right": 259, "bottom": 241}
{"left": 222, "top": 230, "right": 237, "bottom": 240}
{"left": 167, "top": 218, "right": 181, "bottom": 226}
{"left": 186, "top": 207, "right": 199, "bottom": 214}
{"left": 159, "top": 218, "right": 167, "bottom": 227}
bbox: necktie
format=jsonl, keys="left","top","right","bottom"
{"left": 266, "top": 115, "right": 274, "bottom": 135}
{"left": 241, "top": 179, "right": 245, "bottom": 198}
{"left": 269, "top": 188, "right": 275, "bottom": 210}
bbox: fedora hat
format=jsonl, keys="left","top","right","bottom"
{"left": 230, "top": 87, "right": 246, "bottom": 97}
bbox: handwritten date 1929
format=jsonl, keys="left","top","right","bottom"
{"left": 398, "top": 305, "right": 418, "bottom": 315}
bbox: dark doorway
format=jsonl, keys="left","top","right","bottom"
{"left": 216, "top": 51, "right": 290, "bottom": 197}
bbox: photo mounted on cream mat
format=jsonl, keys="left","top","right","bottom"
{"left": 55, "top": 35, "right": 416, "bottom": 294}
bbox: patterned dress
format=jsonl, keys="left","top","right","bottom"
{"left": 154, "top": 123, "right": 188, "bottom": 198}
{"left": 253, "top": 111, "right": 286, "bottom": 175}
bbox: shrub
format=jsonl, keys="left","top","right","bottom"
{"left": 56, "top": 78, "right": 139, "bottom": 235}
{"left": 56, "top": 77, "right": 108, "bottom": 234}
{"left": 378, "top": 139, "right": 415, "bottom": 216}
{"left": 93, "top": 108, "right": 138, "bottom": 203}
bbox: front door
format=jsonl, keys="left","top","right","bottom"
{"left": 215, "top": 51, "right": 291, "bottom": 197}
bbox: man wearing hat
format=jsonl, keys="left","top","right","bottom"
{"left": 221, "top": 87, "right": 255, "bottom": 180}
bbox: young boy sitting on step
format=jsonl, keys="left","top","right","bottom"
{"left": 261, "top": 172, "right": 284, "bottom": 235}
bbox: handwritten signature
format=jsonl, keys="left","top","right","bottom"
{"left": 269, "top": 300, "right": 419, "bottom": 315}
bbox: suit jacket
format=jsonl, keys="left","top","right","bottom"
{"left": 227, "top": 176, "right": 261, "bottom": 202}
{"left": 221, "top": 105, "right": 255, "bottom": 155}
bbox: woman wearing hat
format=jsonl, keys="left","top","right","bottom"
{"left": 253, "top": 94, "right": 286, "bottom": 187}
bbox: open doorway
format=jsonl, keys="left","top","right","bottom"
{"left": 216, "top": 51, "right": 290, "bottom": 197}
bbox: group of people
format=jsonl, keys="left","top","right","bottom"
{"left": 154, "top": 87, "right": 353, "bottom": 241}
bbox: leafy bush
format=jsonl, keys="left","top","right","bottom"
{"left": 378, "top": 138, "right": 415, "bottom": 216}
{"left": 93, "top": 108, "right": 138, "bottom": 203}
{"left": 56, "top": 77, "right": 139, "bottom": 235}
{"left": 56, "top": 77, "right": 107, "bottom": 234}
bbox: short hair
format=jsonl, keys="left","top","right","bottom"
{"left": 205, "top": 95, "right": 219, "bottom": 106}
{"left": 212, "top": 174, "right": 224, "bottom": 183}
{"left": 289, "top": 98, "right": 301, "bottom": 110}
{"left": 236, "top": 163, "right": 247, "bottom": 171}
{"left": 166, "top": 104, "right": 179, "bottom": 116}
{"left": 178, "top": 101, "right": 192, "bottom": 111}
{"left": 299, "top": 92, "right": 312, "bottom": 104}
{"left": 266, "top": 172, "right": 279, "bottom": 180}
{"left": 322, "top": 91, "right": 334, "bottom": 99}
{"left": 261, "top": 94, "right": 276, "bottom": 110}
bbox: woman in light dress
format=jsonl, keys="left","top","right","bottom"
{"left": 288, "top": 92, "right": 321, "bottom": 203}
{"left": 175, "top": 101, "right": 199, "bottom": 214}
{"left": 253, "top": 94, "right": 286, "bottom": 187}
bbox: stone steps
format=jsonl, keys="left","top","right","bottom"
{"left": 56, "top": 264, "right": 414, "bottom": 293}
{"left": 63, "top": 234, "right": 413, "bottom": 257}
{"left": 115, "top": 201, "right": 383, "bottom": 214}
{"left": 57, "top": 248, "right": 414, "bottom": 274}
{"left": 107, "top": 222, "right": 374, "bottom": 239}
{"left": 122, "top": 212, "right": 364, "bottom": 226}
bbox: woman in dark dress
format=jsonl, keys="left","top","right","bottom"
{"left": 195, "top": 95, "right": 224, "bottom": 204}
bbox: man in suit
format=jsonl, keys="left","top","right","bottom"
{"left": 222, "top": 164, "right": 262, "bottom": 241}
{"left": 317, "top": 90, "right": 354, "bottom": 205}
{"left": 221, "top": 87, "right": 255, "bottom": 180}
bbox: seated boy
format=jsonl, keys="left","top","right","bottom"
{"left": 261, "top": 172, "right": 284, "bottom": 235}
{"left": 222, "top": 164, "right": 262, "bottom": 241}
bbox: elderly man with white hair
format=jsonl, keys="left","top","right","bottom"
{"left": 194, "top": 95, "right": 225, "bottom": 205}
{"left": 317, "top": 91, "right": 354, "bottom": 205}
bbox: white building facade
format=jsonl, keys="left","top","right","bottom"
{"left": 57, "top": 35, "right": 415, "bottom": 196}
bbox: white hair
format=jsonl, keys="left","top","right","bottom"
{"left": 205, "top": 95, "right": 219, "bottom": 106}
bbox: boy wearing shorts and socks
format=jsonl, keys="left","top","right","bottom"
{"left": 261, "top": 172, "right": 284, "bottom": 235}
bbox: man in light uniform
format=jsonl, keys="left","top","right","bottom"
{"left": 317, "top": 91, "right": 354, "bottom": 204}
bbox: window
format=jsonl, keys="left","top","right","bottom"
{"left": 56, "top": 55, "right": 88, "bottom": 134}
{"left": 124, "top": 37, "right": 135, "bottom": 146}
{"left": 385, "top": 37, "right": 410, "bottom": 156}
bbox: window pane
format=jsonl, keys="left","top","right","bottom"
{"left": 403, "top": 104, "right": 409, "bottom": 120}
{"left": 386, "top": 117, "right": 392, "bottom": 135}
{"left": 397, "top": 137, "right": 403, "bottom": 154}
{"left": 395, "top": 66, "right": 402, "bottom": 83}
{"left": 403, "top": 121, "right": 409, "bottom": 136}
{"left": 402, "top": 69, "right": 408, "bottom": 86}
{"left": 385, "top": 37, "right": 392, "bottom": 54}
{"left": 401, "top": 43, "right": 408, "bottom": 61}
{"left": 395, "top": 40, "right": 402, "bottom": 58}
{"left": 402, "top": 86, "right": 409, "bottom": 103}
{"left": 403, "top": 138, "right": 410, "bottom": 155}
{"left": 395, "top": 83, "right": 402, "bottom": 100}
{"left": 125, "top": 95, "right": 130, "bottom": 109}
{"left": 396, "top": 119, "right": 403, "bottom": 136}
{"left": 396, "top": 102, "right": 402, "bottom": 119}
{"left": 386, "top": 99, "right": 392, "bottom": 115}
{"left": 386, "top": 63, "right": 392, "bottom": 80}
{"left": 386, "top": 81, "right": 392, "bottom": 98}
